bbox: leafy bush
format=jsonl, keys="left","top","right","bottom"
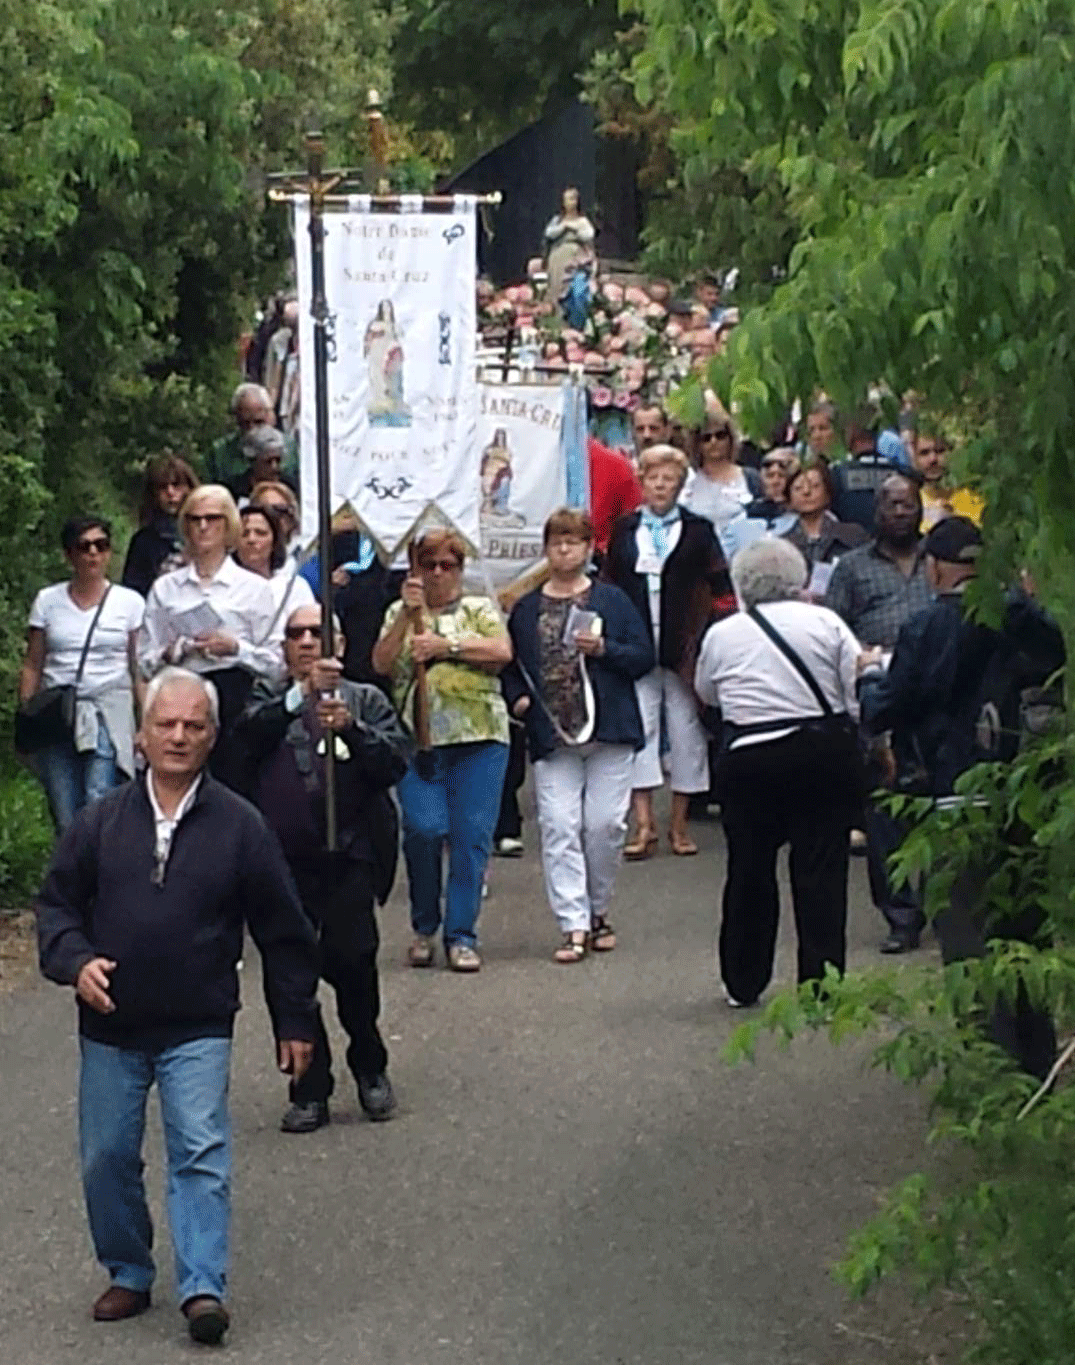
{"left": 0, "top": 762, "right": 54, "bottom": 909}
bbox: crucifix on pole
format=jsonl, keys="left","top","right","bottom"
{"left": 266, "top": 132, "right": 363, "bottom": 850}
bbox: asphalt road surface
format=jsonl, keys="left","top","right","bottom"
{"left": 0, "top": 803, "right": 961, "bottom": 1364}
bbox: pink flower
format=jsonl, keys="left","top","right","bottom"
{"left": 565, "top": 342, "right": 585, "bottom": 362}
{"left": 646, "top": 302, "right": 667, "bottom": 319}
{"left": 516, "top": 284, "right": 534, "bottom": 303}
{"left": 624, "top": 286, "right": 649, "bottom": 306}
{"left": 607, "top": 335, "right": 627, "bottom": 352}
{"left": 584, "top": 350, "right": 605, "bottom": 367}
{"left": 625, "top": 393, "right": 641, "bottom": 412}
{"left": 561, "top": 328, "right": 583, "bottom": 343}
{"left": 590, "top": 385, "right": 613, "bottom": 407}
{"left": 613, "top": 390, "right": 631, "bottom": 409}
{"left": 545, "top": 355, "right": 567, "bottom": 370}
{"left": 665, "top": 321, "right": 683, "bottom": 340}
{"left": 515, "top": 313, "right": 534, "bottom": 328}
{"left": 603, "top": 282, "right": 624, "bottom": 305}
{"left": 542, "top": 341, "right": 561, "bottom": 358}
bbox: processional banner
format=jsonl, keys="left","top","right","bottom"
{"left": 477, "top": 382, "right": 568, "bottom": 589}
{"left": 294, "top": 195, "right": 478, "bottom": 555}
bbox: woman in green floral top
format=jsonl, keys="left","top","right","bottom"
{"left": 372, "top": 529, "right": 512, "bottom": 972}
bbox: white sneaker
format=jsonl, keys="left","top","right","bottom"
{"left": 723, "top": 985, "right": 754, "bottom": 1009}
{"left": 494, "top": 836, "right": 524, "bottom": 858}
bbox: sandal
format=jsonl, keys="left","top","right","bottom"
{"left": 588, "top": 918, "right": 616, "bottom": 952}
{"left": 623, "top": 830, "right": 658, "bottom": 861}
{"left": 668, "top": 831, "right": 698, "bottom": 857}
{"left": 553, "top": 932, "right": 588, "bottom": 964}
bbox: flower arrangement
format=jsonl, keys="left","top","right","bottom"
{"left": 476, "top": 269, "right": 738, "bottom": 411}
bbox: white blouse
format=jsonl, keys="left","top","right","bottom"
{"left": 138, "top": 556, "right": 283, "bottom": 682}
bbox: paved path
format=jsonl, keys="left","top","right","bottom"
{"left": 0, "top": 806, "right": 957, "bottom": 1363}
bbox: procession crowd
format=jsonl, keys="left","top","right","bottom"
{"left": 16, "top": 365, "right": 1064, "bottom": 1345}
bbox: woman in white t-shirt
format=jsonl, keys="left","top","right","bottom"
{"left": 18, "top": 515, "right": 145, "bottom": 831}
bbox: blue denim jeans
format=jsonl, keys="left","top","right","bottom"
{"left": 79, "top": 1036, "right": 232, "bottom": 1306}
{"left": 397, "top": 740, "right": 509, "bottom": 947}
{"left": 36, "top": 718, "right": 119, "bottom": 833}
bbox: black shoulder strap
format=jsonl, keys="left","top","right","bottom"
{"left": 74, "top": 585, "right": 112, "bottom": 690}
{"left": 748, "top": 606, "right": 833, "bottom": 716}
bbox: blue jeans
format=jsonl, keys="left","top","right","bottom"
{"left": 398, "top": 740, "right": 508, "bottom": 947}
{"left": 37, "top": 718, "right": 119, "bottom": 833}
{"left": 79, "top": 1036, "right": 232, "bottom": 1306}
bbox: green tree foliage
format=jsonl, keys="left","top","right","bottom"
{"left": 583, "top": 22, "right": 796, "bottom": 293}
{"left": 0, "top": 0, "right": 394, "bottom": 901}
{"left": 391, "top": 0, "right": 622, "bottom": 163}
{"left": 631, "top": 1, "right": 1075, "bottom": 1358}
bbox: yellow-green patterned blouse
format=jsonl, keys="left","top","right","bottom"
{"left": 379, "top": 595, "right": 510, "bottom": 747}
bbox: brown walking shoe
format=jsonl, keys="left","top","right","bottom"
{"left": 92, "top": 1285, "right": 151, "bottom": 1321}
{"left": 183, "top": 1295, "right": 230, "bottom": 1345}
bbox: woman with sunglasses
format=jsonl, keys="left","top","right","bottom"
{"left": 121, "top": 453, "right": 200, "bottom": 596}
{"left": 138, "top": 485, "right": 283, "bottom": 778}
{"left": 681, "top": 404, "right": 762, "bottom": 535}
{"left": 18, "top": 516, "right": 145, "bottom": 831}
{"left": 372, "top": 529, "right": 512, "bottom": 973}
{"left": 250, "top": 480, "right": 302, "bottom": 561}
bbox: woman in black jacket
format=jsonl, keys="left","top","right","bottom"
{"left": 504, "top": 509, "right": 653, "bottom": 962}
{"left": 121, "top": 454, "right": 199, "bottom": 596}
{"left": 603, "top": 445, "right": 732, "bottom": 858}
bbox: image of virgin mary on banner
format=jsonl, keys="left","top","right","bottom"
{"left": 364, "top": 300, "right": 412, "bottom": 427}
{"left": 295, "top": 194, "right": 479, "bottom": 556}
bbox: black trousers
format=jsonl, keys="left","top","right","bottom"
{"left": 716, "top": 729, "right": 855, "bottom": 1005}
{"left": 272, "top": 855, "right": 388, "bottom": 1105}
{"left": 934, "top": 860, "right": 1056, "bottom": 1082}
{"left": 493, "top": 720, "right": 527, "bottom": 841}
{"left": 865, "top": 798, "right": 925, "bottom": 936}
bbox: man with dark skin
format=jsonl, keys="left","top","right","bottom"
{"left": 826, "top": 474, "right": 933, "bottom": 953}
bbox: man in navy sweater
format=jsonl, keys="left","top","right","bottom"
{"left": 35, "top": 667, "right": 319, "bottom": 1346}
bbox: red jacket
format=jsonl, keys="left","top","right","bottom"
{"left": 588, "top": 438, "right": 641, "bottom": 553}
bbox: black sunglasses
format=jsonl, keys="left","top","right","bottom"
{"left": 699, "top": 428, "right": 731, "bottom": 442}
{"left": 285, "top": 624, "right": 322, "bottom": 641}
{"left": 184, "top": 512, "right": 226, "bottom": 526}
{"left": 76, "top": 536, "right": 111, "bottom": 554}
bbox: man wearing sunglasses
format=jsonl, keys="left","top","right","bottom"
{"left": 235, "top": 604, "right": 411, "bottom": 1133}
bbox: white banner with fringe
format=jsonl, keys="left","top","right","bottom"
{"left": 294, "top": 194, "right": 479, "bottom": 555}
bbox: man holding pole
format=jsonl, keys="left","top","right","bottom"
{"left": 236, "top": 603, "right": 411, "bottom": 1132}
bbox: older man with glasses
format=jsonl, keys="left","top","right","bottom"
{"left": 235, "top": 603, "right": 411, "bottom": 1132}
{"left": 206, "top": 382, "right": 298, "bottom": 489}
{"left": 35, "top": 667, "right": 319, "bottom": 1345}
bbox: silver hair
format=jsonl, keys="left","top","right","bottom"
{"left": 230, "top": 381, "right": 272, "bottom": 415}
{"left": 731, "top": 537, "right": 808, "bottom": 608}
{"left": 240, "top": 422, "right": 286, "bottom": 461}
{"left": 143, "top": 667, "right": 220, "bottom": 729}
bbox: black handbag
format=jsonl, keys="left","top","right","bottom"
{"left": 746, "top": 606, "right": 869, "bottom": 806}
{"left": 15, "top": 588, "right": 111, "bottom": 754}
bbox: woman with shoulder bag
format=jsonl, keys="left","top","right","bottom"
{"left": 694, "top": 537, "right": 867, "bottom": 1008}
{"left": 505, "top": 509, "right": 654, "bottom": 963}
{"left": 17, "top": 515, "right": 145, "bottom": 832}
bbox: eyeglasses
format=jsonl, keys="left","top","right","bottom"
{"left": 699, "top": 428, "right": 731, "bottom": 442}
{"left": 184, "top": 512, "right": 226, "bottom": 526}
{"left": 285, "top": 624, "right": 322, "bottom": 641}
{"left": 420, "top": 558, "right": 462, "bottom": 572}
{"left": 76, "top": 536, "right": 111, "bottom": 554}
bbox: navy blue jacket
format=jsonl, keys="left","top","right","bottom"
{"left": 859, "top": 590, "right": 1065, "bottom": 795}
{"left": 503, "top": 581, "right": 654, "bottom": 762}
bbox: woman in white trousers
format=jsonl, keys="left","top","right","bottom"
{"left": 504, "top": 509, "right": 654, "bottom": 962}
{"left": 602, "top": 446, "right": 733, "bottom": 857}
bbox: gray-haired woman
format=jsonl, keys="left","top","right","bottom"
{"left": 694, "top": 537, "right": 865, "bottom": 1007}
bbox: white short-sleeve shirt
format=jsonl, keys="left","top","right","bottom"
{"left": 29, "top": 582, "right": 144, "bottom": 693}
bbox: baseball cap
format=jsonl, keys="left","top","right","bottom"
{"left": 924, "top": 515, "right": 982, "bottom": 564}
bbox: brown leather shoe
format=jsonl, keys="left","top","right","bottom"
{"left": 92, "top": 1285, "right": 151, "bottom": 1321}
{"left": 183, "top": 1295, "right": 230, "bottom": 1345}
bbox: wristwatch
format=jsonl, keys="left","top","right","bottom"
{"left": 448, "top": 639, "right": 461, "bottom": 659}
